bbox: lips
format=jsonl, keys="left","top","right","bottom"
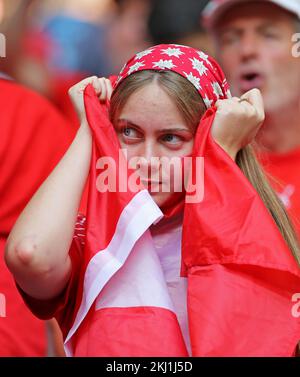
{"left": 141, "top": 180, "right": 162, "bottom": 192}
{"left": 238, "top": 72, "right": 264, "bottom": 92}
{"left": 142, "top": 180, "right": 161, "bottom": 185}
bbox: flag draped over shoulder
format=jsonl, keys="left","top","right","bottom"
{"left": 63, "top": 85, "right": 300, "bottom": 357}
{"left": 64, "top": 84, "right": 187, "bottom": 356}
{"left": 182, "top": 108, "right": 300, "bottom": 356}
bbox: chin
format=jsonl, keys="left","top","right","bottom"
{"left": 150, "top": 194, "right": 165, "bottom": 207}
{"left": 149, "top": 192, "right": 171, "bottom": 208}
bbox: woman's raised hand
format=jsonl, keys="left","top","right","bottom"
{"left": 211, "top": 88, "right": 265, "bottom": 160}
{"left": 68, "top": 76, "right": 113, "bottom": 125}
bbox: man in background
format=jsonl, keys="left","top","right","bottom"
{"left": 203, "top": 0, "right": 300, "bottom": 233}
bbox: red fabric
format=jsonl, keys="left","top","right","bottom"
{"left": 73, "top": 307, "right": 188, "bottom": 357}
{"left": 182, "top": 108, "right": 300, "bottom": 355}
{"left": 18, "top": 215, "right": 189, "bottom": 356}
{"left": 0, "top": 79, "right": 78, "bottom": 235}
{"left": 49, "top": 73, "right": 85, "bottom": 126}
{"left": 15, "top": 43, "right": 300, "bottom": 355}
{"left": 0, "top": 238, "right": 47, "bottom": 356}
{"left": 114, "top": 44, "right": 231, "bottom": 108}
{"left": 0, "top": 79, "right": 76, "bottom": 356}
{"left": 20, "top": 90, "right": 300, "bottom": 356}
{"left": 258, "top": 148, "right": 300, "bottom": 235}
{"left": 17, "top": 84, "right": 191, "bottom": 356}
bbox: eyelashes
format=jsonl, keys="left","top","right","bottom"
{"left": 160, "top": 134, "right": 182, "bottom": 144}
{"left": 120, "top": 127, "right": 184, "bottom": 147}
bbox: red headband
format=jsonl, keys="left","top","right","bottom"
{"left": 113, "top": 44, "right": 231, "bottom": 108}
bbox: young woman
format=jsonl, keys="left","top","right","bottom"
{"left": 5, "top": 44, "right": 300, "bottom": 356}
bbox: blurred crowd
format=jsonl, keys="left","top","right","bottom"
{"left": 0, "top": 0, "right": 210, "bottom": 124}
{"left": 0, "top": 0, "right": 299, "bottom": 357}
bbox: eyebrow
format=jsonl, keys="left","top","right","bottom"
{"left": 220, "top": 21, "right": 279, "bottom": 34}
{"left": 116, "top": 118, "right": 192, "bottom": 134}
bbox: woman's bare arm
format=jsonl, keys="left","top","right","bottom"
{"left": 5, "top": 76, "right": 113, "bottom": 300}
{"left": 5, "top": 124, "right": 92, "bottom": 300}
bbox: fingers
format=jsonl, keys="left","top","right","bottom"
{"left": 240, "top": 88, "right": 265, "bottom": 122}
{"left": 240, "top": 88, "right": 263, "bottom": 107}
{"left": 98, "top": 78, "right": 113, "bottom": 102}
{"left": 98, "top": 78, "right": 107, "bottom": 101}
{"left": 215, "top": 97, "right": 239, "bottom": 108}
{"left": 91, "top": 76, "right": 102, "bottom": 96}
{"left": 69, "top": 76, "right": 113, "bottom": 102}
{"left": 68, "top": 75, "right": 114, "bottom": 124}
{"left": 106, "top": 79, "right": 113, "bottom": 101}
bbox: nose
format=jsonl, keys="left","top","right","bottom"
{"left": 129, "top": 140, "right": 161, "bottom": 180}
{"left": 239, "top": 32, "right": 258, "bottom": 62}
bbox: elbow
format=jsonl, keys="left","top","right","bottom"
{"left": 5, "top": 237, "right": 72, "bottom": 300}
{"left": 5, "top": 236, "right": 48, "bottom": 276}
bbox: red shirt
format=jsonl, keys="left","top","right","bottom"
{"left": 258, "top": 147, "right": 300, "bottom": 236}
{"left": 0, "top": 78, "right": 76, "bottom": 356}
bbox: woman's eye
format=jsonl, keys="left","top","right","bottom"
{"left": 118, "top": 126, "right": 143, "bottom": 144}
{"left": 122, "top": 127, "right": 139, "bottom": 138}
{"left": 161, "top": 134, "right": 182, "bottom": 144}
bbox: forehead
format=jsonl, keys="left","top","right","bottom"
{"left": 118, "top": 82, "right": 187, "bottom": 126}
{"left": 216, "top": 1, "right": 296, "bottom": 30}
{"left": 121, "top": 82, "right": 173, "bottom": 109}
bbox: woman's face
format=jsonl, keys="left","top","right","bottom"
{"left": 114, "top": 82, "right": 195, "bottom": 207}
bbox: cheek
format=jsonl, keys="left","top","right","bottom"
{"left": 261, "top": 41, "right": 294, "bottom": 70}
{"left": 264, "top": 51, "right": 300, "bottom": 89}
{"left": 166, "top": 139, "right": 195, "bottom": 159}
{"left": 118, "top": 141, "right": 140, "bottom": 162}
{"left": 219, "top": 48, "right": 239, "bottom": 75}
{"left": 160, "top": 157, "right": 186, "bottom": 193}
{"left": 269, "top": 48, "right": 288, "bottom": 60}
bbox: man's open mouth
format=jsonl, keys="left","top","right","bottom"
{"left": 239, "top": 72, "right": 264, "bottom": 92}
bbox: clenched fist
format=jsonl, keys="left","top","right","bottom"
{"left": 211, "top": 88, "right": 265, "bottom": 160}
{"left": 68, "top": 76, "right": 113, "bottom": 125}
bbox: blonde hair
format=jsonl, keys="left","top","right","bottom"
{"left": 110, "top": 70, "right": 300, "bottom": 265}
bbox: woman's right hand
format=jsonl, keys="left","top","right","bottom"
{"left": 68, "top": 76, "right": 113, "bottom": 125}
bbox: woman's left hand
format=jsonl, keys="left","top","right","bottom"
{"left": 211, "top": 88, "right": 265, "bottom": 160}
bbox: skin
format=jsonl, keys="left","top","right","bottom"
{"left": 214, "top": 1, "right": 300, "bottom": 152}
{"left": 115, "top": 82, "right": 194, "bottom": 207}
{"left": 114, "top": 81, "right": 264, "bottom": 207}
{"left": 0, "top": 1, "right": 3, "bottom": 23}
{"left": 4, "top": 75, "right": 264, "bottom": 300}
